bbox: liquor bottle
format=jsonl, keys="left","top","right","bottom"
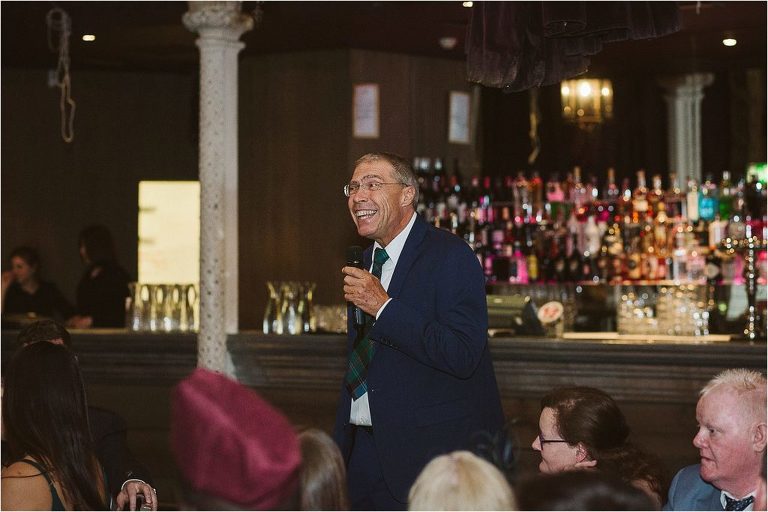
{"left": 653, "top": 202, "right": 670, "bottom": 258}
{"left": 572, "top": 166, "right": 588, "bottom": 208}
{"left": 603, "top": 167, "right": 620, "bottom": 207}
{"left": 553, "top": 231, "right": 568, "bottom": 282}
{"left": 670, "top": 221, "right": 689, "bottom": 282}
{"left": 530, "top": 170, "right": 544, "bottom": 222}
{"left": 648, "top": 174, "right": 664, "bottom": 215}
{"left": 728, "top": 179, "right": 747, "bottom": 240}
{"left": 665, "top": 172, "right": 686, "bottom": 219}
{"left": 745, "top": 174, "right": 768, "bottom": 220}
{"left": 625, "top": 237, "right": 642, "bottom": 281}
{"left": 525, "top": 225, "right": 539, "bottom": 283}
{"left": 587, "top": 174, "right": 600, "bottom": 206}
{"left": 632, "top": 169, "right": 649, "bottom": 222}
{"left": 563, "top": 170, "right": 576, "bottom": 206}
{"left": 686, "top": 177, "right": 700, "bottom": 222}
{"left": 546, "top": 174, "right": 565, "bottom": 222}
{"left": 510, "top": 240, "right": 528, "bottom": 284}
{"left": 538, "top": 231, "right": 553, "bottom": 283}
{"left": 513, "top": 172, "right": 530, "bottom": 220}
{"left": 718, "top": 170, "right": 733, "bottom": 220}
{"left": 566, "top": 233, "right": 581, "bottom": 281}
{"left": 584, "top": 214, "right": 601, "bottom": 257}
{"left": 602, "top": 220, "right": 623, "bottom": 283}
{"left": 618, "top": 177, "right": 633, "bottom": 223}
{"left": 698, "top": 175, "right": 718, "bottom": 222}
{"left": 704, "top": 247, "right": 722, "bottom": 284}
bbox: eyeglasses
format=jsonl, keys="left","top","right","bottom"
{"left": 343, "top": 179, "right": 406, "bottom": 197}
{"left": 538, "top": 433, "right": 569, "bottom": 445}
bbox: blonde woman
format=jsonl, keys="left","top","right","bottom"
{"left": 408, "top": 451, "right": 516, "bottom": 511}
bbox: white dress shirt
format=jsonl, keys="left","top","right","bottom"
{"left": 350, "top": 212, "right": 417, "bottom": 426}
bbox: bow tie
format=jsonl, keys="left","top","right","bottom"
{"left": 724, "top": 495, "right": 754, "bottom": 511}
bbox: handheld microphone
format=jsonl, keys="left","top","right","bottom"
{"left": 346, "top": 245, "right": 366, "bottom": 328}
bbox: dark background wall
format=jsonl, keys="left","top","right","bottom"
{"left": 1, "top": 69, "right": 197, "bottom": 306}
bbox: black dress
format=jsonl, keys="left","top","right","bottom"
{"left": 2, "top": 281, "right": 75, "bottom": 325}
{"left": 76, "top": 260, "right": 131, "bottom": 328}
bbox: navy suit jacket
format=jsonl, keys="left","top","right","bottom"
{"left": 333, "top": 215, "right": 504, "bottom": 503}
{"left": 664, "top": 464, "right": 722, "bottom": 511}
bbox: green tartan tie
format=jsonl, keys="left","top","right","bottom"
{"left": 345, "top": 247, "right": 389, "bottom": 399}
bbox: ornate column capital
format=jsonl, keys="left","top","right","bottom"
{"left": 658, "top": 73, "right": 715, "bottom": 98}
{"left": 183, "top": 1, "right": 253, "bottom": 40}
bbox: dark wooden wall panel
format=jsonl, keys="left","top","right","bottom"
{"left": 239, "top": 51, "right": 355, "bottom": 329}
{"left": 1, "top": 69, "right": 197, "bottom": 304}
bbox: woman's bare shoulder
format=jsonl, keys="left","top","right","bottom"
{"left": 2, "top": 461, "right": 54, "bottom": 510}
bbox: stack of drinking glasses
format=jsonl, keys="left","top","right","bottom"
{"left": 263, "top": 281, "right": 317, "bottom": 335}
{"left": 617, "top": 285, "right": 709, "bottom": 337}
{"left": 126, "top": 283, "right": 198, "bottom": 332}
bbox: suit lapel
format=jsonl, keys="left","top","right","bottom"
{"left": 386, "top": 215, "right": 428, "bottom": 299}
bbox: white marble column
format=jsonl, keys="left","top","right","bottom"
{"left": 658, "top": 73, "right": 714, "bottom": 184}
{"left": 183, "top": 2, "right": 252, "bottom": 373}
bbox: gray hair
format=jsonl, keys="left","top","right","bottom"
{"left": 701, "top": 368, "right": 766, "bottom": 424}
{"left": 354, "top": 152, "right": 419, "bottom": 209}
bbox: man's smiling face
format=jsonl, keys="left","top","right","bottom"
{"left": 348, "top": 160, "right": 412, "bottom": 247}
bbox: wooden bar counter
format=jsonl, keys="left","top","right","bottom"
{"left": 2, "top": 330, "right": 764, "bottom": 508}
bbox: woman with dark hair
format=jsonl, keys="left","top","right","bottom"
{"left": 1, "top": 246, "right": 75, "bottom": 326}
{"left": 531, "top": 386, "right": 667, "bottom": 508}
{"left": 69, "top": 224, "right": 130, "bottom": 328}
{"left": 1, "top": 342, "right": 110, "bottom": 510}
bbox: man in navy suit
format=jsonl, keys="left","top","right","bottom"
{"left": 334, "top": 152, "right": 504, "bottom": 510}
{"left": 665, "top": 369, "right": 766, "bottom": 511}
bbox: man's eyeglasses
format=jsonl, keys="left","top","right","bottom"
{"left": 538, "top": 433, "right": 569, "bottom": 445}
{"left": 343, "top": 179, "right": 406, "bottom": 197}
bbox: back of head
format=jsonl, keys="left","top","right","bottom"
{"left": 298, "top": 428, "right": 349, "bottom": 511}
{"left": 408, "top": 450, "right": 516, "bottom": 511}
{"left": 541, "top": 387, "right": 630, "bottom": 454}
{"left": 2, "top": 342, "right": 103, "bottom": 509}
{"left": 517, "top": 470, "right": 656, "bottom": 511}
{"left": 17, "top": 319, "right": 72, "bottom": 348}
{"left": 171, "top": 368, "right": 301, "bottom": 510}
{"left": 79, "top": 224, "right": 116, "bottom": 263}
{"left": 701, "top": 368, "right": 767, "bottom": 425}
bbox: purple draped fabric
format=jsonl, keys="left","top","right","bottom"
{"left": 466, "top": 1, "right": 680, "bottom": 92}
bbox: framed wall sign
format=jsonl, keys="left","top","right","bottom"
{"left": 353, "top": 83, "right": 379, "bottom": 139}
{"left": 448, "top": 90, "right": 471, "bottom": 144}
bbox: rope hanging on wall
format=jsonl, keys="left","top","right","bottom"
{"left": 46, "top": 7, "right": 76, "bottom": 143}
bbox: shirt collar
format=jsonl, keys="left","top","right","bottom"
{"left": 721, "top": 490, "right": 756, "bottom": 509}
{"left": 374, "top": 211, "right": 417, "bottom": 269}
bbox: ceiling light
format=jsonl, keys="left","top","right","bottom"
{"left": 462, "top": 2, "right": 473, "bottom": 7}
{"left": 722, "top": 37, "right": 737, "bottom": 47}
{"left": 82, "top": 34, "right": 96, "bottom": 42}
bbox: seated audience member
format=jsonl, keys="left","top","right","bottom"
{"left": 1, "top": 343, "right": 110, "bottom": 510}
{"left": 171, "top": 368, "right": 301, "bottom": 510}
{"left": 407, "top": 450, "right": 516, "bottom": 511}
{"left": 298, "top": 428, "right": 349, "bottom": 510}
{"left": 532, "top": 386, "right": 667, "bottom": 508}
{"left": 69, "top": 224, "right": 130, "bottom": 328}
{"left": 665, "top": 369, "right": 766, "bottom": 511}
{"left": 1, "top": 246, "right": 74, "bottom": 326}
{"left": 516, "top": 470, "right": 656, "bottom": 510}
{"left": 7, "top": 319, "right": 157, "bottom": 511}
